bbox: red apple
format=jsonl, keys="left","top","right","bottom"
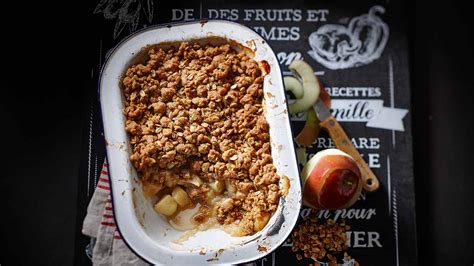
{"left": 301, "top": 149, "right": 362, "bottom": 209}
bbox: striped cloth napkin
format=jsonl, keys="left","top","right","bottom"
{"left": 82, "top": 160, "right": 148, "bottom": 266}
{"left": 82, "top": 161, "right": 254, "bottom": 266}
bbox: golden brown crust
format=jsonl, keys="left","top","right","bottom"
{"left": 290, "top": 211, "right": 357, "bottom": 264}
{"left": 122, "top": 41, "right": 282, "bottom": 236}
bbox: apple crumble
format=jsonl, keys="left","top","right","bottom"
{"left": 121, "top": 41, "right": 287, "bottom": 236}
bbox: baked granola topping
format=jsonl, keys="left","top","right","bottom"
{"left": 289, "top": 210, "right": 358, "bottom": 265}
{"left": 121, "top": 40, "right": 283, "bottom": 236}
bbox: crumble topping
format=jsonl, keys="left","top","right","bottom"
{"left": 121, "top": 41, "right": 284, "bottom": 236}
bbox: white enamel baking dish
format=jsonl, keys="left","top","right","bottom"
{"left": 99, "top": 20, "right": 301, "bottom": 265}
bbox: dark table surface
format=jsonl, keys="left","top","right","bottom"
{"left": 1, "top": 0, "right": 473, "bottom": 265}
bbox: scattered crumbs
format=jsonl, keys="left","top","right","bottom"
{"left": 277, "top": 144, "right": 283, "bottom": 151}
{"left": 268, "top": 79, "right": 273, "bottom": 85}
{"left": 199, "top": 250, "right": 207, "bottom": 255}
{"left": 277, "top": 109, "right": 288, "bottom": 116}
{"left": 200, "top": 20, "right": 208, "bottom": 27}
{"left": 266, "top": 92, "right": 274, "bottom": 97}
{"left": 121, "top": 190, "right": 125, "bottom": 196}
{"left": 160, "top": 228, "right": 168, "bottom": 236}
{"left": 257, "top": 245, "right": 267, "bottom": 252}
{"left": 207, "top": 248, "right": 224, "bottom": 262}
{"left": 259, "top": 60, "right": 270, "bottom": 75}
{"left": 246, "top": 39, "right": 256, "bottom": 48}
{"left": 291, "top": 214, "right": 356, "bottom": 264}
{"left": 132, "top": 187, "right": 136, "bottom": 192}
{"left": 138, "top": 216, "right": 144, "bottom": 227}
{"left": 272, "top": 104, "right": 279, "bottom": 109}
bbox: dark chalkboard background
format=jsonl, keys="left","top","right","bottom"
{"left": 74, "top": 1, "right": 417, "bottom": 265}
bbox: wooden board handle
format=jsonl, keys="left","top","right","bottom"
{"left": 320, "top": 117, "right": 380, "bottom": 192}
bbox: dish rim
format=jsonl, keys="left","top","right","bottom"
{"left": 98, "top": 19, "right": 302, "bottom": 265}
